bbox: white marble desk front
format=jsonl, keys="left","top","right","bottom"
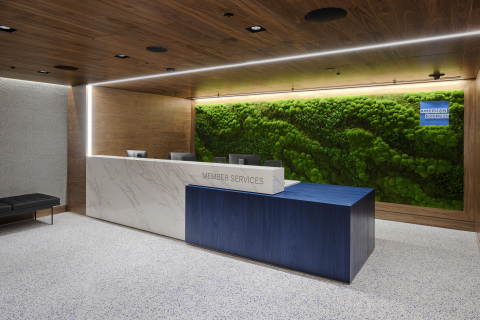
{"left": 86, "top": 156, "right": 286, "bottom": 240}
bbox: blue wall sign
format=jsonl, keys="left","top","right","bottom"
{"left": 420, "top": 101, "right": 449, "bottom": 126}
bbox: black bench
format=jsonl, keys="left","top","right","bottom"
{"left": 0, "top": 193, "right": 60, "bottom": 225}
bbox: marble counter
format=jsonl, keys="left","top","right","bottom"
{"left": 86, "top": 156, "right": 285, "bottom": 240}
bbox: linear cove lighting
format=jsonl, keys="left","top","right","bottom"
{"left": 91, "top": 30, "right": 480, "bottom": 86}
{"left": 192, "top": 78, "right": 469, "bottom": 100}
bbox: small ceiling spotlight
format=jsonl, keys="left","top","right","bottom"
{"left": 146, "top": 46, "right": 168, "bottom": 53}
{"left": 38, "top": 70, "right": 50, "bottom": 74}
{"left": 0, "top": 25, "right": 17, "bottom": 33}
{"left": 114, "top": 54, "right": 130, "bottom": 59}
{"left": 246, "top": 25, "right": 267, "bottom": 33}
{"left": 54, "top": 65, "right": 78, "bottom": 71}
{"left": 429, "top": 72, "right": 445, "bottom": 80}
{"left": 325, "top": 67, "right": 336, "bottom": 71}
{"left": 224, "top": 13, "right": 234, "bottom": 18}
{"left": 305, "top": 8, "right": 347, "bottom": 23}
{"left": 166, "top": 67, "right": 176, "bottom": 72}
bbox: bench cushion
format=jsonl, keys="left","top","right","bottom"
{"left": 0, "top": 201, "right": 12, "bottom": 213}
{"left": 0, "top": 193, "right": 60, "bottom": 211}
{"left": 25, "top": 193, "right": 60, "bottom": 207}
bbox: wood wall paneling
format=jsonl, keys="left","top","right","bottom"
{"left": 375, "top": 202, "right": 472, "bottom": 222}
{"left": 190, "top": 100, "right": 196, "bottom": 153}
{"left": 67, "top": 86, "right": 87, "bottom": 215}
{"left": 475, "top": 71, "right": 480, "bottom": 247}
{"left": 464, "top": 82, "right": 477, "bottom": 222}
{"left": 375, "top": 210, "right": 474, "bottom": 232}
{"left": 91, "top": 87, "right": 192, "bottom": 159}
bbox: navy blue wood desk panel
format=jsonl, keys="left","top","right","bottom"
{"left": 185, "top": 183, "right": 375, "bottom": 283}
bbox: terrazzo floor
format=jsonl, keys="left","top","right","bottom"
{"left": 0, "top": 212, "right": 479, "bottom": 320}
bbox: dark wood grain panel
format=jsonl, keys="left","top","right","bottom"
{"left": 67, "top": 86, "right": 87, "bottom": 215}
{"left": 376, "top": 210, "right": 475, "bottom": 232}
{"left": 475, "top": 71, "right": 480, "bottom": 246}
{"left": 464, "top": 82, "right": 477, "bottom": 222}
{"left": 1, "top": 0, "right": 479, "bottom": 97}
{"left": 91, "top": 87, "right": 192, "bottom": 159}
{"left": 376, "top": 202, "right": 472, "bottom": 222}
{"left": 190, "top": 101, "right": 196, "bottom": 153}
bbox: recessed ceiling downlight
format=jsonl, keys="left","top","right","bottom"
{"left": 54, "top": 65, "right": 78, "bottom": 71}
{"left": 305, "top": 8, "right": 347, "bottom": 23}
{"left": 114, "top": 54, "right": 130, "bottom": 59}
{"left": 38, "top": 70, "right": 50, "bottom": 74}
{"left": 146, "top": 46, "right": 168, "bottom": 53}
{"left": 246, "top": 25, "right": 267, "bottom": 33}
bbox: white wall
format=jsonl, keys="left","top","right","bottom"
{"left": 0, "top": 77, "right": 68, "bottom": 205}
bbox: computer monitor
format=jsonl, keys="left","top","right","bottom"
{"left": 126, "top": 150, "right": 148, "bottom": 158}
{"left": 170, "top": 152, "right": 196, "bottom": 161}
{"left": 264, "top": 160, "right": 282, "bottom": 167}
{"left": 229, "top": 154, "right": 261, "bottom": 166}
{"left": 212, "top": 157, "right": 226, "bottom": 163}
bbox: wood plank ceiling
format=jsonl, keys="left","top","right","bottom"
{"left": 1, "top": 0, "right": 480, "bottom": 98}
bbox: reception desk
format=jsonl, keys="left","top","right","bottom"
{"left": 185, "top": 183, "right": 375, "bottom": 283}
{"left": 86, "top": 156, "right": 288, "bottom": 240}
{"left": 87, "top": 156, "right": 375, "bottom": 282}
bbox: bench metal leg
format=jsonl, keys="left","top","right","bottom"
{"left": 34, "top": 210, "right": 36, "bottom": 220}
{"left": 51, "top": 207, "right": 53, "bottom": 225}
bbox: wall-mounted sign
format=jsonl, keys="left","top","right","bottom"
{"left": 420, "top": 101, "right": 449, "bottom": 126}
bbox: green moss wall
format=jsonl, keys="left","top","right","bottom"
{"left": 195, "top": 90, "right": 464, "bottom": 210}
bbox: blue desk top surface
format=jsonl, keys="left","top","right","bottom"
{"left": 189, "top": 182, "right": 374, "bottom": 206}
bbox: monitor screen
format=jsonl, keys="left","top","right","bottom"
{"left": 229, "top": 154, "right": 261, "bottom": 166}
{"left": 126, "top": 150, "right": 148, "bottom": 158}
{"left": 170, "top": 152, "right": 196, "bottom": 161}
{"left": 212, "top": 157, "right": 227, "bottom": 163}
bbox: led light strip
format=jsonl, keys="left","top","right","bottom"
{"left": 91, "top": 30, "right": 480, "bottom": 86}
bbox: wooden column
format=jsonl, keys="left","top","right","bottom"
{"left": 67, "top": 86, "right": 87, "bottom": 215}
{"left": 475, "top": 73, "right": 480, "bottom": 248}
